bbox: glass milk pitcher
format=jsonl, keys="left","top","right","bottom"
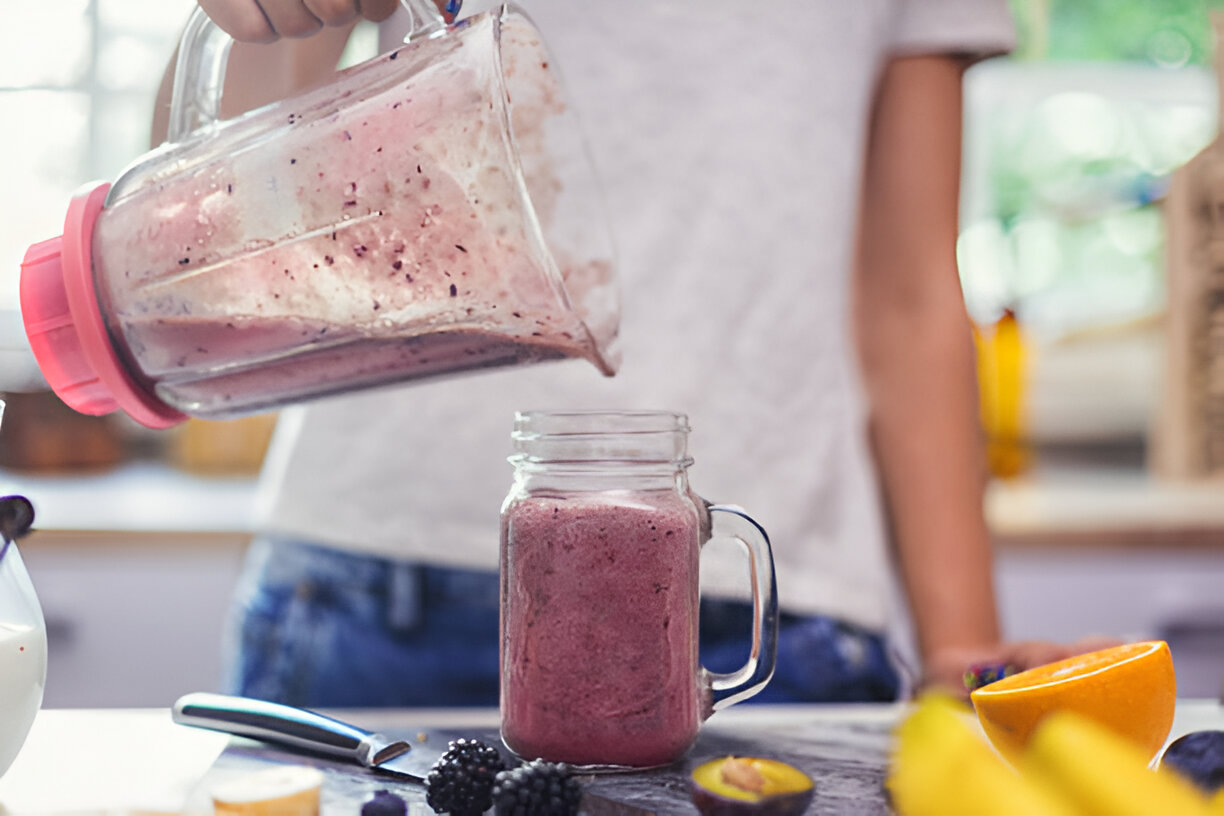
{"left": 20, "top": 2, "right": 618, "bottom": 429}
{"left": 499, "top": 411, "right": 778, "bottom": 769}
{"left": 0, "top": 403, "right": 48, "bottom": 779}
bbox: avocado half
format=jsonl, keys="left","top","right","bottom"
{"left": 689, "top": 756, "right": 815, "bottom": 815}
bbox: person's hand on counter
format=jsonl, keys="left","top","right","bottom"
{"left": 923, "top": 635, "right": 1124, "bottom": 699}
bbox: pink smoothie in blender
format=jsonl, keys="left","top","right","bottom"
{"left": 21, "top": 7, "right": 618, "bottom": 427}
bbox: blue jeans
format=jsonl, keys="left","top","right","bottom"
{"left": 224, "top": 537, "right": 900, "bottom": 707}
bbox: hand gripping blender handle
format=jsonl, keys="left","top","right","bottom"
{"left": 167, "top": 0, "right": 451, "bottom": 144}
{"left": 703, "top": 504, "right": 779, "bottom": 711}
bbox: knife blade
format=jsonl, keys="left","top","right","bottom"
{"left": 172, "top": 692, "right": 447, "bottom": 780}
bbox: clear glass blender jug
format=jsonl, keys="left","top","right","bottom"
{"left": 20, "top": 2, "right": 618, "bottom": 428}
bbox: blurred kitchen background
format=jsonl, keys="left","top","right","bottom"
{"left": 1, "top": 0, "right": 1224, "bottom": 706}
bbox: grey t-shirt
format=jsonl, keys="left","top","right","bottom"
{"left": 258, "top": 0, "right": 1014, "bottom": 631}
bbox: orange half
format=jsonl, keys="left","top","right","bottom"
{"left": 970, "top": 640, "right": 1176, "bottom": 762}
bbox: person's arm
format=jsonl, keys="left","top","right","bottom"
{"left": 854, "top": 53, "right": 998, "bottom": 691}
{"left": 854, "top": 55, "right": 1116, "bottom": 694}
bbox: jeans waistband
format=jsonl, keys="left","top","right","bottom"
{"left": 253, "top": 536, "right": 500, "bottom": 612}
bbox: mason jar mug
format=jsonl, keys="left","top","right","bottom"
{"left": 499, "top": 410, "right": 778, "bottom": 769}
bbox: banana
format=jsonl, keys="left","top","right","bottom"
{"left": 888, "top": 695, "right": 1081, "bottom": 816}
{"left": 1025, "top": 711, "right": 1212, "bottom": 816}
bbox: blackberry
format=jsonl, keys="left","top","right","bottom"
{"left": 361, "top": 789, "right": 408, "bottom": 816}
{"left": 425, "top": 738, "right": 507, "bottom": 815}
{"left": 492, "top": 759, "right": 582, "bottom": 816}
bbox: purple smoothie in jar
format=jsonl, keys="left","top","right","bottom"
{"left": 498, "top": 410, "right": 777, "bottom": 769}
{"left": 500, "top": 491, "right": 704, "bottom": 768}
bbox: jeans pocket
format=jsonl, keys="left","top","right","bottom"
{"left": 233, "top": 580, "right": 328, "bottom": 706}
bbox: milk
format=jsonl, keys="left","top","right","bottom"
{"left": 0, "top": 622, "right": 45, "bottom": 776}
{"left": 0, "top": 542, "right": 47, "bottom": 779}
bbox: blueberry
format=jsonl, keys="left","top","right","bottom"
{"left": 361, "top": 789, "right": 408, "bottom": 816}
{"left": 1160, "top": 730, "right": 1224, "bottom": 793}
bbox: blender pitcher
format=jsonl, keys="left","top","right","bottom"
{"left": 20, "top": 2, "right": 619, "bottom": 429}
{"left": 0, "top": 402, "right": 48, "bottom": 779}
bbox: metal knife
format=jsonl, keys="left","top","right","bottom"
{"left": 172, "top": 692, "right": 447, "bottom": 780}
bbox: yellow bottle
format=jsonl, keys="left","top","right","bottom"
{"left": 976, "top": 308, "right": 1030, "bottom": 478}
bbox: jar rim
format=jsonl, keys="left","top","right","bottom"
{"left": 511, "top": 410, "right": 691, "bottom": 466}
{"left": 513, "top": 409, "right": 689, "bottom": 435}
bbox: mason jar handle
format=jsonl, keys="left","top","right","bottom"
{"left": 702, "top": 504, "right": 779, "bottom": 711}
{"left": 167, "top": 0, "right": 450, "bottom": 143}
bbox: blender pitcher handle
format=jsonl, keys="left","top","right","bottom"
{"left": 167, "top": 1, "right": 455, "bottom": 144}
{"left": 703, "top": 504, "right": 779, "bottom": 711}
{"left": 167, "top": 7, "right": 233, "bottom": 143}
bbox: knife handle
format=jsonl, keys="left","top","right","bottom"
{"left": 172, "top": 692, "right": 409, "bottom": 766}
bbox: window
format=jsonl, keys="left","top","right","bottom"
{"left": 961, "top": 0, "right": 1218, "bottom": 336}
{"left": 962, "top": 1, "right": 1220, "bottom": 446}
{"left": 0, "top": 2, "right": 379, "bottom": 315}
{"left": 0, "top": 1, "right": 196, "bottom": 310}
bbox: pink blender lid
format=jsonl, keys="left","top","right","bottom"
{"left": 19, "top": 183, "right": 186, "bottom": 429}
